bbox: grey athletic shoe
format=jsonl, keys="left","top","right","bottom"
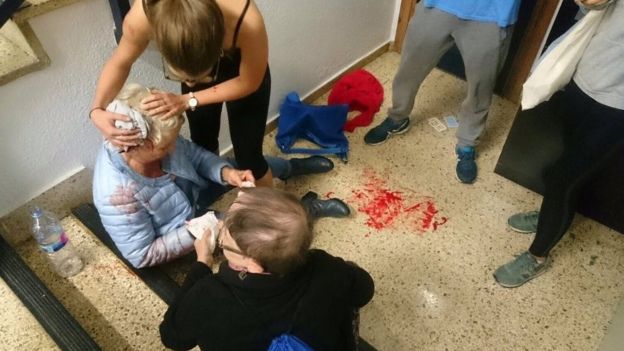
{"left": 494, "top": 251, "right": 550, "bottom": 288}
{"left": 364, "top": 117, "right": 410, "bottom": 145}
{"left": 508, "top": 211, "right": 539, "bottom": 234}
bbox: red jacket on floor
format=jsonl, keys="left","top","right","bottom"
{"left": 328, "top": 69, "right": 384, "bottom": 132}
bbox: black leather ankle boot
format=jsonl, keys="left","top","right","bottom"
{"left": 301, "top": 191, "right": 350, "bottom": 219}
{"left": 286, "top": 156, "right": 334, "bottom": 179}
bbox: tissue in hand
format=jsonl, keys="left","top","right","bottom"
{"left": 186, "top": 211, "right": 219, "bottom": 251}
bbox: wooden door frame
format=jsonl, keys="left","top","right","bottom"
{"left": 499, "top": 0, "right": 561, "bottom": 102}
{"left": 392, "top": 0, "right": 561, "bottom": 103}
{"left": 392, "top": 0, "right": 417, "bottom": 52}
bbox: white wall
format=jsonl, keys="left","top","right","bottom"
{"left": 0, "top": 0, "right": 397, "bottom": 217}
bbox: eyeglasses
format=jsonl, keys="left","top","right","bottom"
{"left": 217, "top": 225, "right": 245, "bottom": 256}
{"left": 161, "top": 55, "right": 221, "bottom": 85}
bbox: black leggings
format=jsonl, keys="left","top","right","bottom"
{"left": 529, "top": 82, "right": 624, "bottom": 257}
{"left": 182, "top": 65, "right": 271, "bottom": 180}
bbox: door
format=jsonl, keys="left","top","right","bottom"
{"left": 393, "top": 0, "right": 561, "bottom": 103}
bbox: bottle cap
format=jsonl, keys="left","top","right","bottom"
{"left": 31, "top": 207, "right": 43, "bottom": 218}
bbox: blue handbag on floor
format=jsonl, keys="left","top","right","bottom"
{"left": 276, "top": 92, "right": 349, "bottom": 162}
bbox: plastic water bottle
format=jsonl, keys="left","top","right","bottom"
{"left": 31, "top": 207, "right": 83, "bottom": 277}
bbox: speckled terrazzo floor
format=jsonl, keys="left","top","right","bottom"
{"left": 264, "top": 52, "right": 624, "bottom": 350}
{"left": 1, "top": 51, "right": 623, "bottom": 350}
{"left": 0, "top": 280, "right": 59, "bottom": 351}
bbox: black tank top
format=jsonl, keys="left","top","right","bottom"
{"left": 145, "top": 0, "right": 251, "bottom": 86}
{"left": 228, "top": 0, "right": 251, "bottom": 53}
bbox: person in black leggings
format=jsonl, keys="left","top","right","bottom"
{"left": 494, "top": 0, "right": 624, "bottom": 288}
{"left": 181, "top": 17, "right": 271, "bottom": 181}
{"left": 528, "top": 83, "right": 624, "bottom": 256}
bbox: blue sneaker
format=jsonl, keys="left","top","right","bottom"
{"left": 455, "top": 146, "right": 477, "bottom": 184}
{"left": 364, "top": 117, "right": 410, "bottom": 145}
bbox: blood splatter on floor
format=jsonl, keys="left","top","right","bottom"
{"left": 350, "top": 169, "right": 448, "bottom": 235}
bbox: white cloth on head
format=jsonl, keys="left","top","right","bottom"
{"left": 106, "top": 99, "right": 150, "bottom": 139}
{"left": 103, "top": 100, "right": 150, "bottom": 152}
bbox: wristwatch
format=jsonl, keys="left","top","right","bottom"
{"left": 188, "top": 92, "right": 198, "bottom": 111}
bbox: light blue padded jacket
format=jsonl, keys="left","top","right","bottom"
{"left": 93, "top": 136, "right": 230, "bottom": 268}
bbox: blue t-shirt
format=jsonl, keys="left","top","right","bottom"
{"left": 424, "top": 0, "right": 521, "bottom": 27}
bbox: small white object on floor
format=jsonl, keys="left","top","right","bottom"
{"left": 427, "top": 117, "right": 447, "bottom": 132}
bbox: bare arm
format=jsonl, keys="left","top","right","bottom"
{"left": 90, "top": 1, "right": 151, "bottom": 146}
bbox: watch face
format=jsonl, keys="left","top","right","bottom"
{"left": 189, "top": 97, "right": 198, "bottom": 107}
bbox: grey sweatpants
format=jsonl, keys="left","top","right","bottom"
{"left": 389, "top": 3, "right": 513, "bottom": 147}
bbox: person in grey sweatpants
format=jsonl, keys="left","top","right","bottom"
{"left": 364, "top": 1, "right": 518, "bottom": 184}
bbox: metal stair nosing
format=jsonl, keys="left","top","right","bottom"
{"left": 0, "top": 227, "right": 101, "bottom": 351}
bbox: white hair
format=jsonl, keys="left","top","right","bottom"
{"left": 115, "top": 83, "right": 185, "bottom": 146}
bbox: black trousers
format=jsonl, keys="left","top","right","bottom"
{"left": 529, "top": 82, "right": 624, "bottom": 256}
{"left": 182, "top": 63, "right": 271, "bottom": 180}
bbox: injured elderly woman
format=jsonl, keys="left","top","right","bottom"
{"left": 93, "top": 84, "right": 349, "bottom": 268}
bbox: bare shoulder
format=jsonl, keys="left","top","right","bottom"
{"left": 217, "top": 0, "right": 265, "bottom": 30}
{"left": 217, "top": 0, "right": 266, "bottom": 49}
{"left": 236, "top": 0, "right": 267, "bottom": 42}
{"left": 242, "top": 1, "right": 266, "bottom": 31}
{"left": 122, "top": 0, "right": 152, "bottom": 42}
{"left": 216, "top": 0, "right": 245, "bottom": 20}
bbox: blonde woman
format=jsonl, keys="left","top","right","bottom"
{"left": 90, "top": 0, "right": 278, "bottom": 187}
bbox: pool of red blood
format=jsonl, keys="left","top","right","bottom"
{"left": 350, "top": 170, "right": 448, "bottom": 233}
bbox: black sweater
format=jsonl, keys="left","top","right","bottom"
{"left": 160, "top": 249, "right": 375, "bottom": 351}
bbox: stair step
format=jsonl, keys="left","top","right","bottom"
{"left": 0, "top": 20, "right": 38, "bottom": 75}
{"left": 0, "top": 228, "right": 98, "bottom": 350}
{"left": 0, "top": 19, "right": 48, "bottom": 85}
{"left": 71, "top": 203, "right": 183, "bottom": 304}
{"left": 13, "top": 215, "right": 168, "bottom": 350}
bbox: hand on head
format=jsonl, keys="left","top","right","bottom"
{"left": 140, "top": 89, "right": 188, "bottom": 119}
{"left": 91, "top": 109, "right": 142, "bottom": 148}
{"left": 94, "top": 84, "right": 186, "bottom": 148}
